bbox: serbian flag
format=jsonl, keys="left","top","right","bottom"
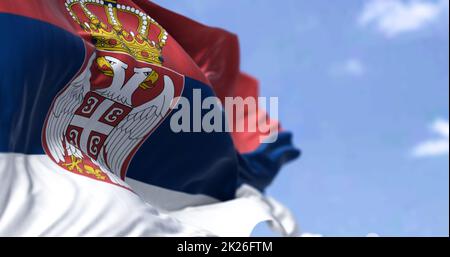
{"left": 0, "top": 0, "right": 300, "bottom": 236}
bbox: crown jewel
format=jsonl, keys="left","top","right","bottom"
{"left": 65, "top": 0, "right": 168, "bottom": 65}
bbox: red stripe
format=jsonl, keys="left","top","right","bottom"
{"left": 0, "top": 0, "right": 80, "bottom": 34}
{"left": 0, "top": 0, "right": 210, "bottom": 86}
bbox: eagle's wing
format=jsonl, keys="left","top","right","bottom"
{"left": 45, "top": 54, "right": 96, "bottom": 163}
{"left": 99, "top": 75, "right": 175, "bottom": 177}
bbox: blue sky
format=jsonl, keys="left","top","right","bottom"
{"left": 152, "top": 0, "right": 449, "bottom": 236}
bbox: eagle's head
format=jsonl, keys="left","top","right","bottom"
{"left": 139, "top": 69, "right": 159, "bottom": 90}
{"left": 95, "top": 56, "right": 128, "bottom": 77}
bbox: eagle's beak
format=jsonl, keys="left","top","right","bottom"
{"left": 140, "top": 70, "right": 159, "bottom": 90}
{"left": 96, "top": 57, "right": 114, "bottom": 77}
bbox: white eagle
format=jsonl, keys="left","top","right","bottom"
{"left": 45, "top": 53, "right": 175, "bottom": 177}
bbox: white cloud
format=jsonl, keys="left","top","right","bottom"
{"left": 331, "top": 58, "right": 366, "bottom": 77}
{"left": 359, "top": 0, "right": 449, "bottom": 37}
{"left": 412, "top": 119, "right": 449, "bottom": 158}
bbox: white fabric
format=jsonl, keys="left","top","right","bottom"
{"left": 0, "top": 153, "right": 209, "bottom": 236}
{"left": 236, "top": 184, "right": 299, "bottom": 237}
{"left": 161, "top": 185, "right": 299, "bottom": 237}
{"left": 0, "top": 153, "right": 295, "bottom": 236}
{"left": 125, "top": 178, "right": 218, "bottom": 211}
{"left": 0, "top": 153, "right": 285, "bottom": 237}
{"left": 170, "top": 196, "right": 272, "bottom": 237}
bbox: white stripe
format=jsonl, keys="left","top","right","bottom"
{"left": 170, "top": 196, "right": 273, "bottom": 237}
{"left": 0, "top": 153, "right": 209, "bottom": 236}
{"left": 169, "top": 184, "right": 298, "bottom": 237}
{"left": 0, "top": 153, "right": 287, "bottom": 237}
{"left": 125, "top": 178, "right": 218, "bottom": 211}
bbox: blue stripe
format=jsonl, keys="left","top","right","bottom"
{"left": 0, "top": 13, "right": 86, "bottom": 154}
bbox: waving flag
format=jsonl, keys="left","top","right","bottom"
{"left": 0, "top": 0, "right": 299, "bottom": 236}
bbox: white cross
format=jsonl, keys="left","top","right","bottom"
{"left": 70, "top": 99, "right": 115, "bottom": 156}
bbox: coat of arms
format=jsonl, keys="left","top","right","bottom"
{"left": 42, "top": 0, "right": 184, "bottom": 186}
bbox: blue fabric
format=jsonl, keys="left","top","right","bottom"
{"left": 0, "top": 13, "right": 86, "bottom": 154}
{"left": 238, "top": 132, "right": 301, "bottom": 192}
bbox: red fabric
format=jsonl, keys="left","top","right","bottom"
{"left": 230, "top": 73, "right": 281, "bottom": 153}
{"left": 0, "top": 0, "right": 210, "bottom": 87}
{"left": 0, "top": 0, "right": 77, "bottom": 33}
{"left": 134, "top": 0, "right": 281, "bottom": 153}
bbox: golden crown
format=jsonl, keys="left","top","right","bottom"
{"left": 65, "top": 0, "right": 168, "bottom": 65}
